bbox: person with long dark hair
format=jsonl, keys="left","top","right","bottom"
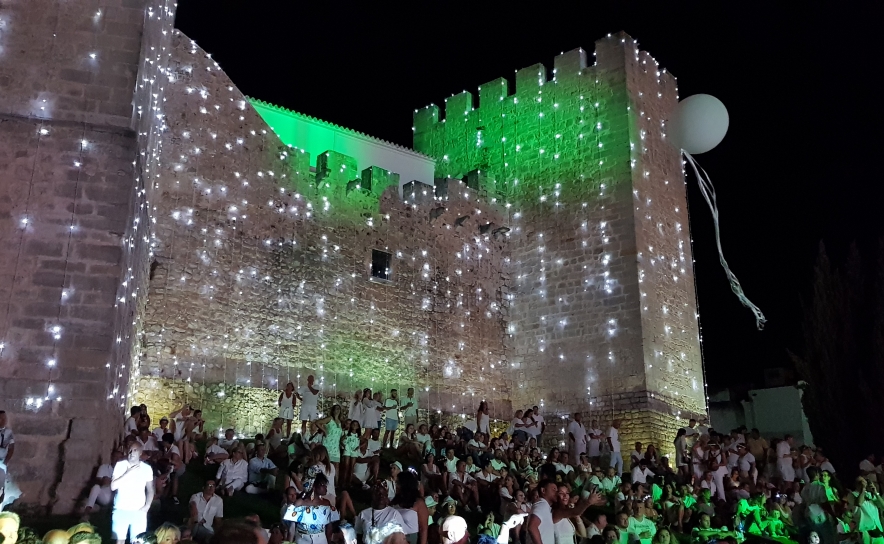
{"left": 392, "top": 470, "right": 429, "bottom": 544}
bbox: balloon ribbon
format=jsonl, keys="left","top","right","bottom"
{"left": 683, "top": 151, "right": 766, "bottom": 330}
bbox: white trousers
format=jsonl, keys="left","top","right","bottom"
{"left": 86, "top": 484, "right": 113, "bottom": 508}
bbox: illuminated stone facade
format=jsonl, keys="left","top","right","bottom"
{"left": 0, "top": 0, "right": 705, "bottom": 514}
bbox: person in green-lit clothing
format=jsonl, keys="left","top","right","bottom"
{"left": 317, "top": 404, "right": 344, "bottom": 484}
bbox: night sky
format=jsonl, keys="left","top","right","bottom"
{"left": 175, "top": 2, "right": 881, "bottom": 389}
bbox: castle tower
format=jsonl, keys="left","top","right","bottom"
{"left": 0, "top": 0, "right": 172, "bottom": 513}
{"left": 414, "top": 33, "right": 707, "bottom": 449}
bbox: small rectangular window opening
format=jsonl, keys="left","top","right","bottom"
{"left": 371, "top": 249, "right": 392, "bottom": 282}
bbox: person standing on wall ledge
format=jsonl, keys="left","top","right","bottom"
{"left": 110, "top": 441, "right": 155, "bottom": 544}
{"left": 607, "top": 420, "right": 623, "bottom": 477}
{"left": 295, "top": 375, "right": 321, "bottom": 436}
{"left": 383, "top": 389, "right": 401, "bottom": 450}
{"left": 279, "top": 382, "right": 296, "bottom": 437}
{"left": 401, "top": 388, "right": 418, "bottom": 428}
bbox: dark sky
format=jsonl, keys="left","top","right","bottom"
{"left": 175, "top": 2, "right": 882, "bottom": 389}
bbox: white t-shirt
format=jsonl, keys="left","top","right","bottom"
{"left": 529, "top": 499, "right": 554, "bottom": 544}
{"left": 776, "top": 441, "right": 792, "bottom": 466}
{"left": 138, "top": 435, "right": 159, "bottom": 452}
{"left": 608, "top": 427, "right": 620, "bottom": 453}
{"left": 216, "top": 459, "right": 248, "bottom": 485}
{"left": 299, "top": 385, "right": 320, "bottom": 410}
{"left": 554, "top": 463, "right": 574, "bottom": 475}
{"left": 190, "top": 492, "right": 224, "bottom": 533}
{"left": 738, "top": 453, "right": 756, "bottom": 472}
{"left": 384, "top": 398, "right": 400, "bottom": 421}
{"left": 355, "top": 506, "right": 405, "bottom": 535}
{"left": 631, "top": 466, "right": 653, "bottom": 484}
{"left": 97, "top": 463, "right": 114, "bottom": 481}
{"left": 700, "top": 479, "right": 717, "bottom": 498}
{"left": 475, "top": 471, "right": 499, "bottom": 483}
{"left": 525, "top": 417, "right": 542, "bottom": 437}
{"left": 394, "top": 506, "right": 419, "bottom": 535}
{"left": 587, "top": 429, "right": 603, "bottom": 456}
{"left": 124, "top": 417, "right": 139, "bottom": 435}
{"left": 401, "top": 396, "right": 418, "bottom": 417}
{"left": 153, "top": 426, "right": 169, "bottom": 441}
{"left": 366, "top": 438, "right": 381, "bottom": 457}
{"left": 0, "top": 427, "right": 15, "bottom": 461}
{"left": 111, "top": 460, "right": 154, "bottom": 511}
{"left": 206, "top": 444, "right": 228, "bottom": 457}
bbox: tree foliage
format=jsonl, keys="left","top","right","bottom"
{"left": 791, "top": 240, "right": 884, "bottom": 475}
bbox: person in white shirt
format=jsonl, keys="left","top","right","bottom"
{"left": 607, "top": 420, "right": 623, "bottom": 477}
{"left": 189, "top": 479, "right": 224, "bottom": 540}
{"left": 567, "top": 413, "right": 587, "bottom": 465}
{"left": 626, "top": 502, "right": 656, "bottom": 544}
{"left": 683, "top": 419, "right": 698, "bottom": 443}
{"left": 152, "top": 417, "right": 170, "bottom": 442}
{"left": 526, "top": 480, "right": 557, "bottom": 544}
{"left": 777, "top": 436, "right": 796, "bottom": 491}
{"left": 218, "top": 428, "right": 239, "bottom": 451}
{"left": 555, "top": 452, "right": 576, "bottom": 484}
{"left": 361, "top": 389, "right": 384, "bottom": 439}
{"left": 355, "top": 481, "right": 406, "bottom": 536}
{"left": 477, "top": 401, "right": 491, "bottom": 436}
{"left": 736, "top": 444, "right": 756, "bottom": 481}
{"left": 136, "top": 428, "right": 159, "bottom": 460}
{"left": 699, "top": 471, "right": 718, "bottom": 499}
{"left": 401, "top": 388, "right": 418, "bottom": 427}
{"left": 123, "top": 406, "right": 140, "bottom": 437}
{"left": 216, "top": 448, "right": 248, "bottom": 496}
{"left": 82, "top": 450, "right": 123, "bottom": 521}
{"left": 205, "top": 436, "right": 229, "bottom": 465}
{"left": 383, "top": 389, "right": 401, "bottom": 450}
{"left": 246, "top": 443, "right": 278, "bottom": 494}
{"left": 531, "top": 406, "right": 546, "bottom": 438}
{"left": 0, "top": 410, "right": 15, "bottom": 499}
{"left": 110, "top": 442, "right": 155, "bottom": 544}
{"left": 295, "top": 375, "right": 321, "bottom": 435}
{"left": 587, "top": 421, "right": 604, "bottom": 465}
{"left": 631, "top": 460, "right": 654, "bottom": 485}
{"left": 449, "top": 460, "right": 481, "bottom": 513}
{"left": 630, "top": 443, "right": 643, "bottom": 471}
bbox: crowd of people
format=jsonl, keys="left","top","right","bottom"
{"left": 2, "top": 387, "right": 884, "bottom": 544}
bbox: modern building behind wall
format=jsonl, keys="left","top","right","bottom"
{"left": 0, "top": 1, "right": 706, "bottom": 512}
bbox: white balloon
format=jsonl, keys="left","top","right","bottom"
{"left": 667, "top": 94, "right": 729, "bottom": 154}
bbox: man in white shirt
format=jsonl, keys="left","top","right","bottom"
{"left": 555, "top": 453, "right": 576, "bottom": 484}
{"left": 123, "top": 406, "right": 140, "bottom": 437}
{"left": 295, "top": 374, "right": 320, "bottom": 435}
{"left": 567, "top": 413, "right": 587, "bottom": 466}
{"left": 355, "top": 482, "right": 405, "bottom": 536}
{"left": 136, "top": 428, "right": 159, "bottom": 460}
{"left": 449, "top": 460, "right": 481, "bottom": 513}
{"left": 189, "top": 479, "right": 224, "bottom": 540}
{"left": 246, "top": 443, "right": 277, "bottom": 494}
{"left": 110, "top": 442, "right": 155, "bottom": 544}
{"left": 526, "top": 480, "right": 557, "bottom": 544}
{"left": 627, "top": 503, "right": 657, "bottom": 544}
{"left": 401, "top": 388, "right": 418, "bottom": 427}
{"left": 83, "top": 450, "right": 123, "bottom": 521}
{"left": 630, "top": 442, "right": 643, "bottom": 471}
{"left": 631, "top": 460, "right": 654, "bottom": 485}
{"left": 382, "top": 389, "right": 401, "bottom": 450}
{"left": 218, "top": 428, "right": 238, "bottom": 450}
{"left": 216, "top": 448, "right": 248, "bottom": 496}
{"left": 607, "top": 420, "right": 623, "bottom": 477}
{"left": 0, "top": 410, "right": 15, "bottom": 500}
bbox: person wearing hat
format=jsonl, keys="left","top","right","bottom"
{"left": 441, "top": 515, "right": 469, "bottom": 544}
{"left": 153, "top": 417, "right": 170, "bottom": 442}
{"left": 386, "top": 462, "right": 402, "bottom": 500}
{"left": 737, "top": 443, "right": 757, "bottom": 482}
{"left": 425, "top": 496, "right": 438, "bottom": 525}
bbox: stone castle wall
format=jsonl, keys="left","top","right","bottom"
{"left": 132, "top": 32, "right": 514, "bottom": 422}
{"left": 413, "top": 35, "right": 706, "bottom": 453}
